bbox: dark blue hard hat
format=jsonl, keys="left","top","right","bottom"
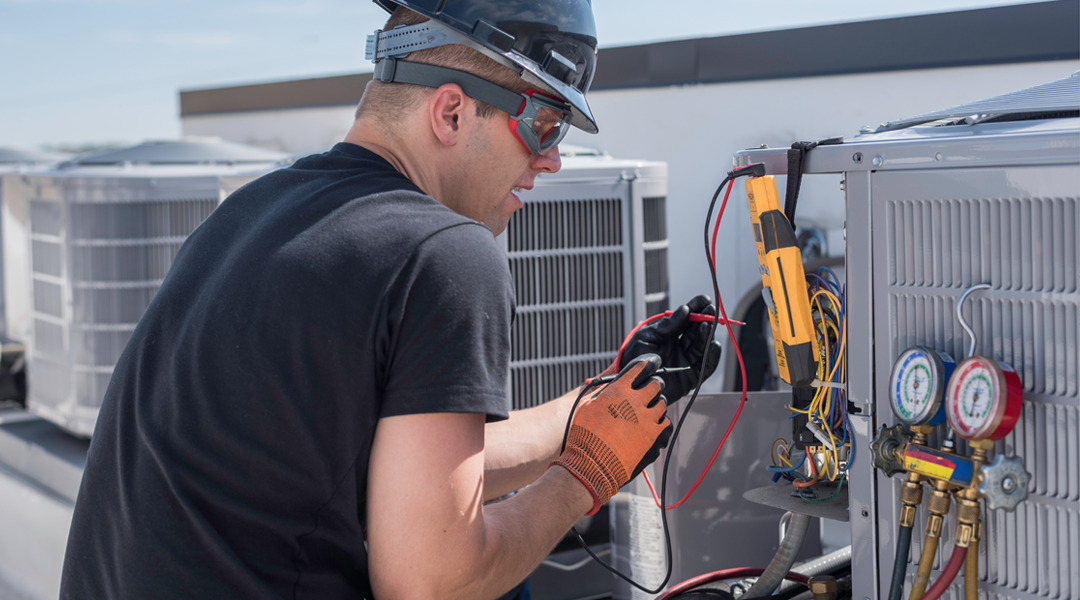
{"left": 371, "top": 0, "right": 599, "bottom": 134}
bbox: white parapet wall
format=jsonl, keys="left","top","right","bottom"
{"left": 183, "top": 59, "right": 1080, "bottom": 360}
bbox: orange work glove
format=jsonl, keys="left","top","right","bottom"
{"left": 552, "top": 354, "right": 672, "bottom": 516}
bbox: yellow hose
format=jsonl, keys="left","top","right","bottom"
{"left": 965, "top": 532, "right": 979, "bottom": 600}
{"left": 909, "top": 529, "right": 940, "bottom": 600}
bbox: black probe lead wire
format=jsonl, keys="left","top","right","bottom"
{"left": 562, "top": 172, "right": 739, "bottom": 594}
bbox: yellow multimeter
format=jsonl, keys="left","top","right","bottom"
{"left": 745, "top": 175, "right": 819, "bottom": 386}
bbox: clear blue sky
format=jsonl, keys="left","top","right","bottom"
{"left": 0, "top": 0, "right": 1046, "bottom": 151}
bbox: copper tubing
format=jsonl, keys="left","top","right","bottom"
{"left": 909, "top": 479, "right": 951, "bottom": 600}
{"left": 909, "top": 524, "right": 941, "bottom": 600}
{"left": 965, "top": 534, "right": 979, "bottom": 600}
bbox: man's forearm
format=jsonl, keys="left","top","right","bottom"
{"left": 483, "top": 387, "right": 581, "bottom": 499}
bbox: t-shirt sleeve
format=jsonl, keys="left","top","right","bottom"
{"left": 380, "top": 222, "right": 513, "bottom": 421}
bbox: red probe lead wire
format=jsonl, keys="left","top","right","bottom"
{"left": 640, "top": 178, "right": 750, "bottom": 510}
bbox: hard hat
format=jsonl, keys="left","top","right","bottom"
{"left": 368, "top": 0, "right": 599, "bottom": 134}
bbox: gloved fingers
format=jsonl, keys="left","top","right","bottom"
{"left": 647, "top": 392, "right": 667, "bottom": 409}
{"left": 679, "top": 320, "right": 714, "bottom": 363}
{"left": 699, "top": 340, "right": 723, "bottom": 380}
{"left": 686, "top": 294, "right": 714, "bottom": 315}
{"left": 653, "top": 303, "right": 690, "bottom": 337}
{"left": 621, "top": 353, "right": 661, "bottom": 388}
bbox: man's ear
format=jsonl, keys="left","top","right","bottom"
{"left": 429, "top": 83, "right": 470, "bottom": 147}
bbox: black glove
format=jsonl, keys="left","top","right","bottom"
{"left": 619, "top": 295, "right": 723, "bottom": 402}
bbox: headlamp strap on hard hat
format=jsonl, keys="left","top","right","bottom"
{"left": 373, "top": 57, "right": 526, "bottom": 116}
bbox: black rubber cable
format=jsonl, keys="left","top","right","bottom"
{"left": 888, "top": 523, "right": 914, "bottom": 600}
{"left": 562, "top": 170, "right": 748, "bottom": 594}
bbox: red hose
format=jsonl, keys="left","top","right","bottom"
{"left": 920, "top": 544, "right": 968, "bottom": 600}
{"left": 654, "top": 567, "right": 810, "bottom": 600}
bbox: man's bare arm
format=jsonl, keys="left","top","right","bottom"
{"left": 482, "top": 387, "right": 581, "bottom": 500}
{"left": 367, "top": 411, "right": 592, "bottom": 600}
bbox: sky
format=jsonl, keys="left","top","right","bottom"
{"left": 0, "top": 0, "right": 1051, "bottom": 151}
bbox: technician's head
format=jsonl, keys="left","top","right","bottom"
{"left": 363, "top": 0, "right": 599, "bottom": 149}
{"left": 352, "top": 0, "right": 599, "bottom": 235}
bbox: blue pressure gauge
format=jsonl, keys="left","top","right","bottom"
{"left": 889, "top": 346, "right": 956, "bottom": 426}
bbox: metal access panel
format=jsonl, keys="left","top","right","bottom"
{"left": 866, "top": 163, "right": 1079, "bottom": 600}
{"left": 504, "top": 155, "right": 669, "bottom": 410}
{"left": 736, "top": 105, "right": 1079, "bottom": 600}
{"left": 4, "top": 173, "right": 257, "bottom": 436}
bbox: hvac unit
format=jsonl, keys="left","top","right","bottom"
{"left": 1, "top": 139, "right": 286, "bottom": 436}
{"left": 733, "top": 73, "right": 1079, "bottom": 600}
{"left": 506, "top": 148, "right": 669, "bottom": 410}
{"left": 1, "top": 147, "right": 62, "bottom": 336}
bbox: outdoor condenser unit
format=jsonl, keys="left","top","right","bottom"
{"left": 506, "top": 149, "right": 669, "bottom": 410}
{"left": 734, "top": 73, "right": 1079, "bottom": 600}
{"left": 0, "top": 146, "right": 60, "bottom": 337}
{"left": 0, "top": 139, "right": 286, "bottom": 436}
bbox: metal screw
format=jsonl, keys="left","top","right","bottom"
{"left": 872, "top": 155, "right": 884, "bottom": 167}
{"left": 935, "top": 152, "right": 943, "bottom": 161}
{"left": 1002, "top": 475, "right": 1017, "bottom": 493}
{"left": 852, "top": 152, "right": 863, "bottom": 164}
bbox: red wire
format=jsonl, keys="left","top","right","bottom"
{"left": 654, "top": 567, "right": 810, "bottom": 600}
{"left": 640, "top": 178, "right": 750, "bottom": 510}
{"left": 920, "top": 544, "right": 968, "bottom": 600}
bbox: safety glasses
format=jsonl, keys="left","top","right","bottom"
{"left": 508, "top": 89, "right": 572, "bottom": 155}
{"left": 372, "top": 58, "right": 573, "bottom": 156}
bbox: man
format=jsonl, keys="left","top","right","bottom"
{"left": 60, "top": 1, "right": 721, "bottom": 599}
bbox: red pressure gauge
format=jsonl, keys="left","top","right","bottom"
{"left": 945, "top": 356, "right": 1023, "bottom": 441}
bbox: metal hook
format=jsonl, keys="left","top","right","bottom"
{"left": 956, "top": 283, "right": 991, "bottom": 358}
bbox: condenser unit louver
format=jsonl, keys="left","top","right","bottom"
{"left": 1, "top": 139, "right": 285, "bottom": 436}
{"left": 504, "top": 151, "right": 669, "bottom": 410}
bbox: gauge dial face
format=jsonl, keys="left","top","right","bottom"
{"left": 890, "top": 347, "right": 948, "bottom": 425}
{"left": 946, "top": 356, "right": 1007, "bottom": 440}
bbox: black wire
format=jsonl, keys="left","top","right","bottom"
{"left": 562, "top": 171, "right": 742, "bottom": 594}
{"left": 560, "top": 379, "right": 671, "bottom": 594}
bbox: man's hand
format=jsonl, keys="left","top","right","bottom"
{"left": 552, "top": 354, "right": 672, "bottom": 516}
{"left": 619, "top": 295, "right": 722, "bottom": 402}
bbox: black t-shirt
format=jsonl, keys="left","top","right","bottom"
{"left": 60, "top": 143, "right": 513, "bottom": 599}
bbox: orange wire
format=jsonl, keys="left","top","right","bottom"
{"left": 793, "top": 455, "right": 818, "bottom": 487}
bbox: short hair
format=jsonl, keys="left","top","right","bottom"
{"left": 356, "top": 7, "right": 530, "bottom": 122}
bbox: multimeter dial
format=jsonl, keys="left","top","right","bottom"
{"left": 945, "top": 355, "right": 1023, "bottom": 441}
{"left": 889, "top": 346, "right": 954, "bottom": 426}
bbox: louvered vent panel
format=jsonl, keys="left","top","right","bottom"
{"left": 506, "top": 197, "right": 622, "bottom": 252}
{"left": 880, "top": 174, "right": 1079, "bottom": 600}
{"left": 505, "top": 169, "right": 669, "bottom": 411}
{"left": 645, "top": 247, "right": 668, "bottom": 295}
{"left": 511, "top": 305, "right": 625, "bottom": 362}
{"left": 643, "top": 196, "right": 667, "bottom": 243}
{"left": 506, "top": 195, "right": 629, "bottom": 410}
{"left": 510, "top": 357, "right": 613, "bottom": 411}
{"left": 643, "top": 195, "right": 670, "bottom": 310}
{"left": 509, "top": 252, "right": 624, "bottom": 306}
{"left": 890, "top": 295, "right": 1079, "bottom": 399}
{"left": 888, "top": 197, "right": 1078, "bottom": 292}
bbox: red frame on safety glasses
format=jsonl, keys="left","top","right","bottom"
{"left": 508, "top": 90, "right": 573, "bottom": 155}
